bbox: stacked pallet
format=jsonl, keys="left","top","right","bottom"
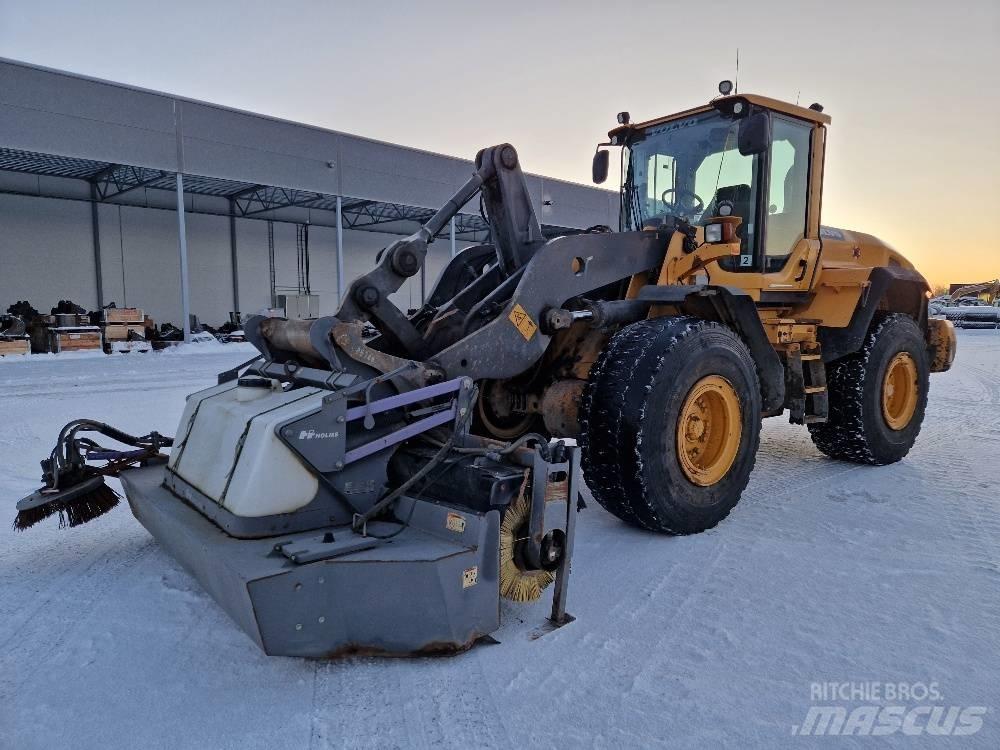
{"left": 22, "top": 311, "right": 103, "bottom": 353}
{"left": 100, "top": 307, "right": 151, "bottom": 353}
{"left": 49, "top": 326, "right": 102, "bottom": 352}
{"left": 0, "top": 338, "right": 30, "bottom": 357}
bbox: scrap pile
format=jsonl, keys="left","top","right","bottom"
{"left": 21, "top": 300, "right": 103, "bottom": 354}
{"left": 2, "top": 297, "right": 252, "bottom": 356}
{"left": 0, "top": 305, "right": 30, "bottom": 356}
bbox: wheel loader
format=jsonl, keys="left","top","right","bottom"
{"left": 15, "top": 83, "right": 956, "bottom": 657}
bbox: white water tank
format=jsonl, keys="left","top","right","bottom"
{"left": 168, "top": 380, "right": 324, "bottom": 517}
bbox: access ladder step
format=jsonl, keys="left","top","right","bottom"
{"left": 786, "top": 346, "right": 829, "bottom": 424}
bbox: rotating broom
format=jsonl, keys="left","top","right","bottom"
{"left": 14, "top": 419, "right": 172, "bottom": 531}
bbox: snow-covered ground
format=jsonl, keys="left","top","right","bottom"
{"left": 1, "top": 333, "right": 997, "bottom": 749}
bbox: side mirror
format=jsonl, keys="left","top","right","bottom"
{"left": 738, "top": 112, "right": 770, "bottom": 156}
{"left": 592, "top": 149, "right": 610, "bottom": 184}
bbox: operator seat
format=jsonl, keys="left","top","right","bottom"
{"left": 707, "top": 184, "right": 754, "bottom": 272}
{"left": 705, "top": 184, "right": 753, "bottom": 224}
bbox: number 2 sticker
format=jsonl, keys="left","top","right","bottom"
{"left": 739, "top": 255, "right": 753, "bottom": 267}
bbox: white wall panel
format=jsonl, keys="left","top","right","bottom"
{"left": 0, "top": 193, "right": 96, "bottom": 312}
{"left": 2, "top": 194, "right": 483, "bottom": 326}
{"left": 114, "top": 205, "right": 182, "bottom": 324}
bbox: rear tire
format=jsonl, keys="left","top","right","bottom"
{"left": 580, "top": 317, "right": 762, "bottom": 534}
{"left": 808, "top": 313, "right": 929, "bottom": 465}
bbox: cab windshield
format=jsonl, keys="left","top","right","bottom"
{"left": 622, "top": 110, "right": 759, "bottom": 238}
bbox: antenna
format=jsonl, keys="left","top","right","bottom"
{"left": 735, "top": 49, "right": 740, "bottom": 94}
{"left": 796, "top": 90, "right": 801, "bottom": 106}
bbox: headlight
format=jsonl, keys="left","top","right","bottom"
{"left": 704, "top": 223, "right": 723, "bottom": 243}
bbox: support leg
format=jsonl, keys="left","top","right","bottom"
{"left": 549, "top": 446, "right": 579, "bottom": 626}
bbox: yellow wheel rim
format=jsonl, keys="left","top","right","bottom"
{"left": 676, "top": 375, "right": 742, "bottom": 487}
{"left": 882, "top": 352, "right": 919, "bottom": 431}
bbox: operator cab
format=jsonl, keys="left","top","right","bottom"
{"left": 594, "top": 83, "right": 829, "bottom": 279}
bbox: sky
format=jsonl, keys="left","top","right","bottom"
{"left": 0, "top": 0, "right": 997, "bottom": 286}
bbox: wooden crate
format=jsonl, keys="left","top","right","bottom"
{"left": 103, "top": 323, "right": 147, "bottom": 341}
{"left": 102, "top": 307, "right": 144, "bottom": 324}
{"left": 0, "top": 339, "right": 30, "bottom": 356}
{"left": 50, "top": 329, "right": 102, "bottom": 352}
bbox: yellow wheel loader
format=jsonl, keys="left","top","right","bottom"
{"left": 570, "top": 83, "right": 957, "bottom": 531}
{"left": 15, "top": 84, "right": 956, "bottom": 656}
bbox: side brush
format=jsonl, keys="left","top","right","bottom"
{"left": 14, "top": 419, "right": 172, "bottom": 531}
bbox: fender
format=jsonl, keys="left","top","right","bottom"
{"left": 637, "top": 284, "right": 786, "bottom": 412}
{"left": 818, "top": 266, "right": 930, "bottom": 362}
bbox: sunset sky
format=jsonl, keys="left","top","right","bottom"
{"left": 1, "top": 0, "right": 996, "bottom": 286}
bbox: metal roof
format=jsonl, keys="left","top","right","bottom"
{"left": 0, "top": 145, "right": 580, "bottom": 241}
{"left": 0, "top": 147, "right": 110, "bottom": 180}
{"left": 0, "top": 57, "right": 619, "bottom": 237}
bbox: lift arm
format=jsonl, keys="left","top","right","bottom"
{"left": 334, "top": 144, "right": 543, "bottom": 357}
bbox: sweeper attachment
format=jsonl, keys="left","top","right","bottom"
{"left": 15, "top": 143, "right": 588, "bottom": 657}
{"left": 17, "top": 364, "right": 580, "bottom": 657}
{"left": 15, "top": 90, "right": 956, "bottom": 656}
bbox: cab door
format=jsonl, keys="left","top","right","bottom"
{"left": 757, "top": 115, "right": 823, "bottom": 298}
{"left": 705, "top": 113, "right": 824, "bottom": 297}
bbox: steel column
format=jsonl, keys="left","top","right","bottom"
{"left": 229, "top": 198, "right": 240, "bottom": 315}
{"left": 174, "top": 101, "right": 191, "bottom": 343}
{"left": 336, "top": 196, "right": 345, "bottom": 306}
{"left": 175, "top": 174, "right": 191, "bottom": 342}
{"left": 89, "top": 183, "right": 104, "bottom": 308}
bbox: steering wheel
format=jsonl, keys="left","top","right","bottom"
{"left": 661, "top": 188, "right": 705, "bottom": 216}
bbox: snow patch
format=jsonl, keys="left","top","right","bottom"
{"left": 1, "top": 330, "right": 997, "bottom": 748}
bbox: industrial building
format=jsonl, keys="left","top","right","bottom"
{"left": 0, "top": 57, "right": 618, "bottom": 338}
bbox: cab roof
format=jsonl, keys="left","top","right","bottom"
{"left": 610, "top": 93, "right": 831, "bottom": 139}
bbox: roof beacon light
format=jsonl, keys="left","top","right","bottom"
{"left": 718, "top": 80, "right": 734, "bottom": 96}
{"left": 617, "top": 111, "right": 630, "bottom": 126}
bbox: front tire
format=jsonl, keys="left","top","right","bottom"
{"left": 580, "top": 317, "right": 762, "bottom": 534}
{"left": 808, "top": 313, "right": 929, "bottom": 465}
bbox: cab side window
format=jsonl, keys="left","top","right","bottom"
{"left": 765, "top": 117, "right": 812, "bottom": 272}
{"left": 700, "top": 143, "right": 759, "bottom": 272}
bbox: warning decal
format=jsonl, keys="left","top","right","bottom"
{"left": 463, "top": 566, "right": 479, "bottom": 588}
{"left": 508, "top": 304, "right": 537, "bottom": 341}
